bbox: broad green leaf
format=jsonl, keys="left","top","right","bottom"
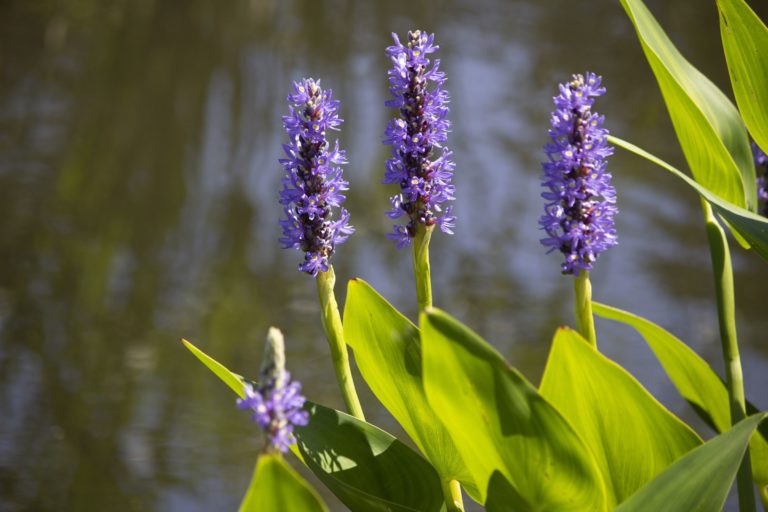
{"left": 615, "top": 414, "right": 767, "bottom": 512}
{"left": 421, "top": 309, "right": 608, "bottom": 509}
{"left": 620, "top": 0, "right": 755, "bottom": 210}
{"left": 240, "top": 454, "right": 327, "bottom": 512}
{"left": 181, "top": 338, "right": 246, "bottom": 398}
{"left": 539, "top": 328, "right": 701, "bottom": 507}
{"left": 295, "top": 402, "right": 444, "bottom": 512}
{"left": 592, "top": 302, "right": 768, "bottom": 488}
{"left": 610, "top": 135, "right": 768, "bottom": 260}
{"left": 592, "top": 303, "right": 730, "bottom": 432}
{"left": 484, "top": 472, "right": 528, "bottom": 512}
{"left": 182, "top": 338, "right": 445, "bottom": 509}
{"left": 718, "top": 0, "right": 768, "bottom": 154}
{"left": 343, "top": 279, "right": 478, "bottom": 497}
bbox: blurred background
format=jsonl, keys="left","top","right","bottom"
{"left": 1, "top": 0, "right": 767, "bottom": 510}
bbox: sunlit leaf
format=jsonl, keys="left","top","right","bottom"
{"left": 343, "top": 279, "right": 478, "bottom": 498}
{"left": 718, "top": 0, "right": 768, "bottom": 154}
{"left": 421, "top": 309, "right": 608, "bottom": 509}
{"left": 610, "top": 135, "right": 768, "bottom": 260}
{"left": 239, "top": 454, "right": 328, "bottom": 512}
{"left": 620, "top": 0, "right": 755, "bottom": 210}
{"left": 615, "top": 414, "right": 767, "bottom": 512}
{"left": 295, "top": 402, "right": 444, "bottom": 512}
{"left": 592, "top": 302, "right": 768, "bottom": 488}
{"left": 539, "top": 328, "right": 701, "bottom": 507}
{"left": 181, "top": 338, "right": 246, "bottom": 398}
{"left": 592, "top": 303, "right": 729, "bottom": 432}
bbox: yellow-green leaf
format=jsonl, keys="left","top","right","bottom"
{"left": 240, "top": 454, "right": 327, "bottom": 512}
{"left": 539, "top": 328, "right": 701, "bottom": 507}
{"left": 621, "top": 0, "right": 755, "bottom": 210}
{"left": 295, "top": 402, "right": 444, "bottom": 512}
{"left": 592, "top": 302, "right": 768, "bottom": 489}
{"left": 181, "top": 338, "right": 246, "bottom": 398}
{"left": 610, "top": 135, "right": 768, "bottom": 260}
{"left": 421, "top": 309, "right": 608, "bottom": 509}
{"left": 615, "top": 414, "right": 767, "bottom": 512}
{"left": 343, "top": 279, "right": 478, "bottom": 498}
{"left": 718, "top": 0, "right": 768, "bottom": 155}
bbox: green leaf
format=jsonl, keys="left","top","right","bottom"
{"left": 295, "top": 402, "right": 444, "bottom": 512}
{"left": 421, "top": 309, "right": 608, "bottom": 509}
{"left": 181, "top": 338, "right": 246, "bottom": 398}
{"left": 343, "top": 279, "right": 478, "bottom": 497}
{"left": 615, "top": 414, "right": 767, "bottom": 512}
{"left": 484, "top": 472, "right": 528, "bottom": 512}
{"left": 592, "top": 303, "right": 730, "bottom": 433}
{"left": 610, "top": 135, "right": 768, "bottom": 260}
{"left": 240, "top": 454, "right": 328, "bottom": 512}
{"left": 539, "top": 328, "right": 701, "bottom": 507}
{"left": 592, "top": 301, "right": 768, "bottom": 488}
{"left": 182, "top": 338, "right": 445, "bottom": 510}
{"left": 718, "top": 0, "right": 768, "bottom": 155}
{"left": 620, "top": 0, "right": 755, "bottom": 210}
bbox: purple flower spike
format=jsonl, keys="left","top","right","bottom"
{"left": 279, "top": 78, "right": 353, "bottom": 276}
{"left": 237, "top": 371, "right": 309, "bottom": 453}
{"left": 752, "top": 142, "right": 768, "bottom": 217}
{"left": 540, "top": 72, "right": 618, "bottom": 275}
{"left": 383, "top": 30, "right": 455, "bottom": 247}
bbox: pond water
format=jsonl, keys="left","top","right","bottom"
{"left": 1, "top": 0, "right": 767, "bottom": 510}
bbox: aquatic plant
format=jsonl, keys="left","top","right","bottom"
{"left": 383, "top": 29, "right": 455, "bottom": 248}
{"left": 540, "top": 72, "right": 617, "bottom": 276}
{"left": 184, "top": 3, "right": 768, "bottom": 510}
{"left": 279, "top": 78, "right": 353, "bottom": 276}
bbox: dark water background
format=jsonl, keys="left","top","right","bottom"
{"left": 1, "top": 1, "right": 767, "bottom": 510}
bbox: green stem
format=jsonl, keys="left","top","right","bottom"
{"left": 759, "top": 483, "right": 768, "bottom": 511}
{"left": 702, "top": 201, "right": 754, "bottom": 512}
{"left": 316, "top": 266, "right": 365, "bottom": 421}
{"left": 573, "top": 271, "right": 597, "bottom": 348}
{"left": 441, "top": 479, "right": 464, "bottom": 512}
{"left": 412, "top": 224, "right": 434, "bottom": 312}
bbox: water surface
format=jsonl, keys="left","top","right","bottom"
{"left": 1, "top": 1, "right": 766, "bottom": 510}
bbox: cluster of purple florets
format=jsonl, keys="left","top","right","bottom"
{"left": 540, "top": 72, "right": 618, "bottom": 275}
{"left": 383, "top": 30, "right": 456, "bottom": 248}
{"left": 279, "top": 78, "right": 354, "bottom": 276}
{"left": 753, "top": 142, "right": 768, "bottom": 217}
{"left": 237, "top": 372, "right": 309, "bottom": 453}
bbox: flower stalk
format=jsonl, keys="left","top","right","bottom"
{"left": 278, "top": 78, "right": 364, "bottom": 420}
{"left": 412, "top": 224, "right": 434, "bottom": 312}
{"left": 383, "top": 30, "right": 461, "bottom": 511}
{"left": 317, "top": 266, "right": 366, "bottom": 420}
{"left": 441, "top": 479, "right": 465, "bottom": 512}
{"left": 702, "top": 200, "right": 755, "bottom": 512}
{"left": 573, "top": 271, "right": 597, "bottom": 348}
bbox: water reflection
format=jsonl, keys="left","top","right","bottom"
{"left": 1, "top": 0, "right": 766, "bottom": 510}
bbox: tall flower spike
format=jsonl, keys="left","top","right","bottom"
{"left": 279, "top": 78, "right": 354, "bottom": 276}
{"left": 383, "top": 30, "right": 456, "bottom": 248}
{"left": 540, "top": 72, "right": 618, "bottom": 275}
{"left": 753, "top": 142, "right": 768, "bottom": 217}
{"left": 237, "top": 327, "right": 309, "bottom": 453}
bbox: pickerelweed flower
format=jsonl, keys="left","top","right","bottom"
{"left": 540, "top": 72, "right": 617, "bottom": 275}
{"left": 753, "top": 142, "right": 768, "bottom": 217}
{"left": 279, "top": 78, "right": 353, "bottom": 276}
{"left": 237, "top": 371, "right": 309, "bottom": 453}
{"left": 383, "top": 30, "right": 455, "bottom": 248}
